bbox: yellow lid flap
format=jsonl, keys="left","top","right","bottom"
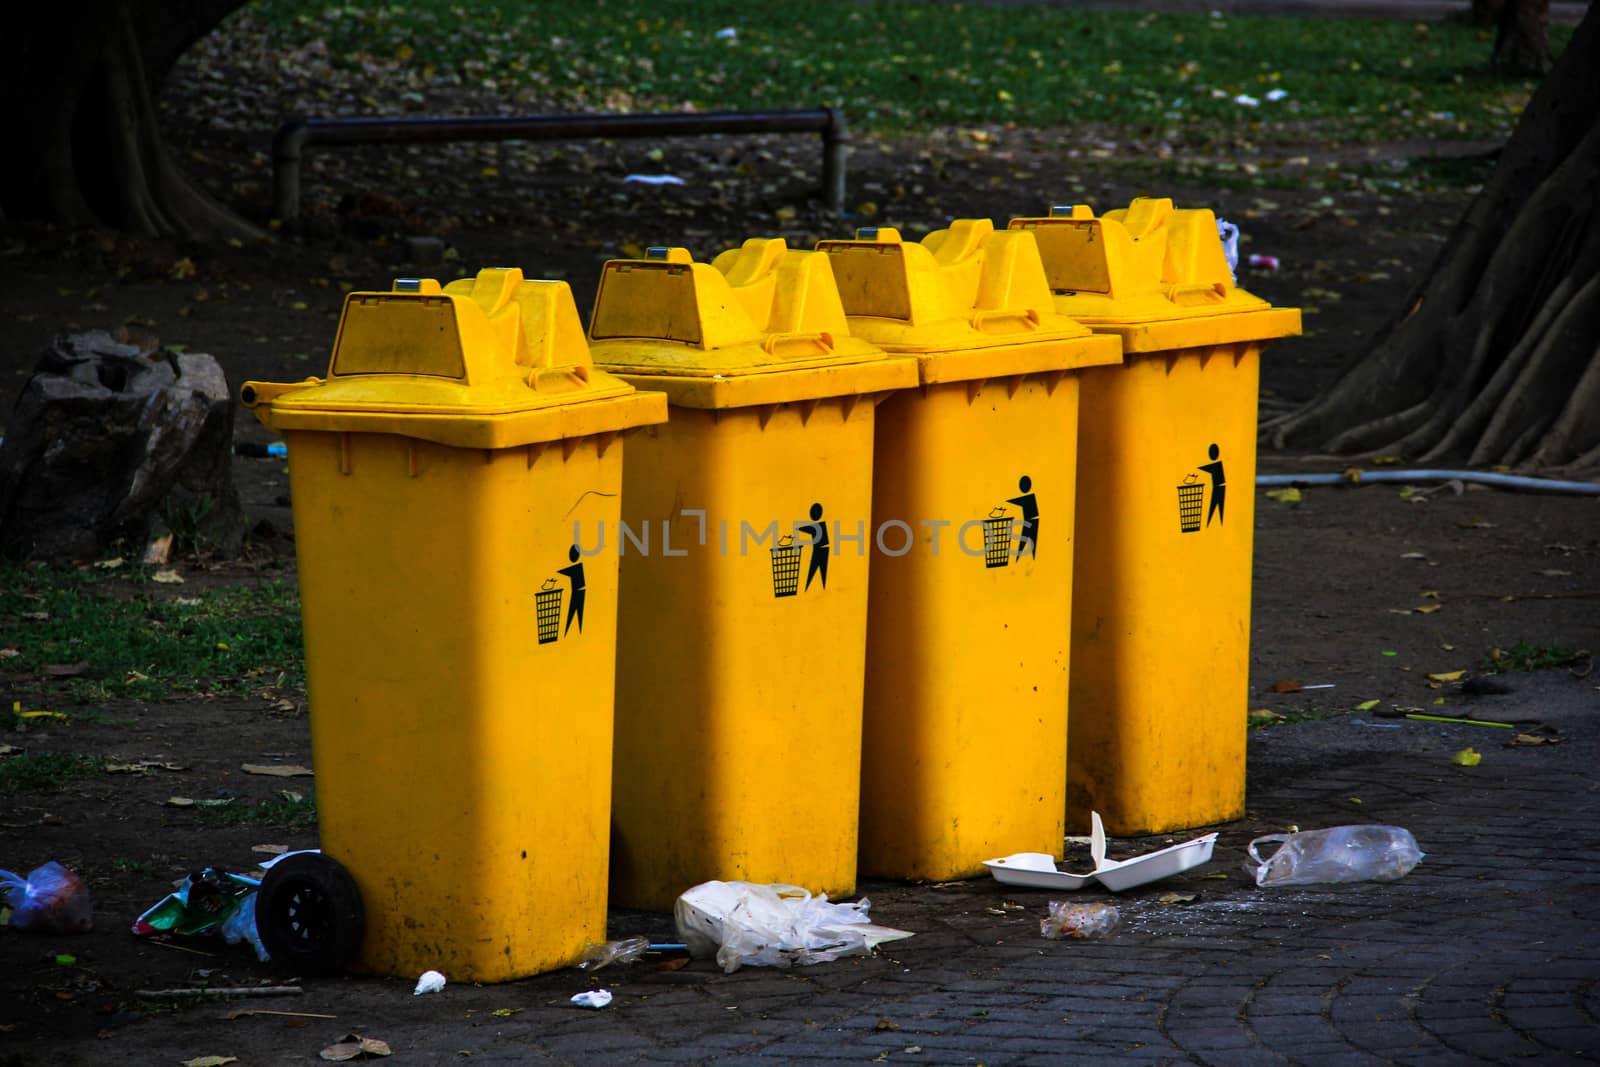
{"left": 242, "top": 269, "right": 641, "bottom": 427}
{"left": 589, "top": 245, "right": 890, "bottom": 385}
{"left": 1011, "top": 198, "right": 1278, "bottom": 324}
{"left": 588, "top": 248, "right": 762, "bottom": 351}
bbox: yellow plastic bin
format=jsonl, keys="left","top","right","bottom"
{"left": 816, "top": 221, "right": 1121, "bottom": 881}
{"left": 1009, "top": 198, "right": 1301, "bottom": 836}
{"left": 240, "top": 268, "right": 666, "bottom": 980}
{"left": 589, "top": 243, "right": 918, "bottom": 911}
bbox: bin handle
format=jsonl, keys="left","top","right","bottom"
{"left": 970, "top": 308, "right": 1041, "bottom": 334}
{"left": 1165, "top": 281, "right": 1228, "bottom": 306}
{"left": 526, "top": 363, "right": 591, "bottom": 392}
{"left": 761, "top": 331, "right": 835, "bottom": 358}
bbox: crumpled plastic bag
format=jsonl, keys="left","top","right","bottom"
{"left": 1246, "top": 825, "right": 1424, "bottom": 888}
{"left": 1040, "top": 901, "right": 1119, "bottom": 940}
{"left": 0, "top": 861, "right": 93, "bottom": 933}
{"left": 674, "top": 880, "right": 913, "bottom": 973}
{"left": 132, "top": 867, "right": 263, "bottom": 959}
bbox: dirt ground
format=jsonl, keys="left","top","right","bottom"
{"left": 3, "top": 43, "right": 1599, "bottom": 1066}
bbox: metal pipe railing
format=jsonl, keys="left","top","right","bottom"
{"left": 272, "top": 108, "right": 849, "bottom": 225}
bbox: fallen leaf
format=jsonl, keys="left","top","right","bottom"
{"left": 320, "top": 1034, "right": 392, "bottom": 1061}
{"left": 1538, "top": 568, "right": 1571, "bottom": 577}
{"left": 1198, "top": 873, "right": 1229, "bottom": 880}
{"left": 1441, "top": 643, "right": 1456, "bottom": 651}
{"left": 182, "top": 1058, "right": 237, "bottom": 1067}
{"left": 0, "top": 648, "right": 19, "bottom": 658}
{"left": 490, "top": 1008, "right": 523, "bottom": 1018}
{"left": 1265, "top": 679, "right": 1302, "bottom": 693}
{"left": 251, "top": 844, "right": 289, "bottom": 855}
{"left": 1456, "top": 519, "right": 1494, "bottom": 530}
{"left": 241, "top": 764, "right": 314, "bottom": 778}
{"left": 875, "top": 1019, "right": 901, "bottom": 1031}
{"left": 144, "top": 534, "right": 174, "bottom": 565}
{"left": 166, "top": 796, "right": 234, "bottom": 808}
{"left": 655, "top": 956, "right": 690, "bottom": 971}
{"left": 1415, "top": 604, "right": 1441, "bottom": 614}
{"left": 151, "top": 569, "right": 185, "bottom": 584}
{"left": 1400, "top": 552, "right": 1427, "bottom": 560}
{"left": 1426, "top": 670, "right": 1466, "bottom": 682}
{"left": 93, "top": 557, "right": 125, "bottom": 570}
{"left": 1381, "top": 650, "right": 1398, "bottom": 657}
{"left": 1509, "top": 733, "right": 1561, "bottom": 747}
{"left": 1452, "top": 747, "right": 1482, "bottom": 767}
{"left": 1355, "top": 700, "right": 1380, "bottom": 711}
{"left": 1347, "top": 797, "right": 1362, "bottom": 804}
{"left": 0, "top": 744, "right": 20, "bottom": 757}
{"left": 1265, "top": 487, "right": 1302, "bottom": 503}
{"left": 21, "top": 611, "right": 50, "bottom": 621}
{"left": 1157, "top": 892, "right": 1197, "bottom": 904}
{"left": 1248, "top": 709, "right": 1283, "bottom": 723}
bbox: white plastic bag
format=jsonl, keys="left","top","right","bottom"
{"left": 1246, "top": 825, "right": 1423, "bottom": 888}
{"left": 673, "top": 880, "right": 913, "bottom": 973}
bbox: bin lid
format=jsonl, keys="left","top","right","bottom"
{"left": 1008, "top": 199, "right": 1302, "bottom": 354}
{"left": 587, "top": 242, "right": 917, "bottom": 409}
{"left": 240, "top": 268, "right": 666, "bottom": 449}
{"left": 814, "top": 220, "right": 1121, "bottom": 385}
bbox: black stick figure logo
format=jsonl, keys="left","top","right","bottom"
{"left": 558, "top": 544, "right": 586, "bottom": 635}
{"left": 801, "top": 502, "right": 829, "bottom": 591}
{"left": 1198, "top": 444, "right": 1225, "bottom": 528}
{"left": 1008, "top": 475, "right": 1039, "bottom": 560}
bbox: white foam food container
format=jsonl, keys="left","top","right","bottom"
{"left": 984, "top": 812, "right": 1217, "bottom": 892}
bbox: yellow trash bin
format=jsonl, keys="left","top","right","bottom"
{"left": 240, "top": 267, "right": 666, "bottom": 980}
{"left": 1009, "top": 198, "right": 1301, "bottom": 836}
{"left": 816, "top": 221, "right": 1121, "bottom": 881}
{"left": 590, "top": 243, "right": 918, "bottom": 911}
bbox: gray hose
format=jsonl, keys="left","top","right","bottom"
{"left": 1257, "top": 469, "right": 1600, "bottom": 495}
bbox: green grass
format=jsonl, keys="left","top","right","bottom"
{"left": 0, "top": 563, "right": 304, "bottom": 704}
{"left": 247, "top": 0, "right": 1566, "bottom": 144}
{"left": 195, "top": 793, "right": 318, "bottom": 832}
{"left": 0, "top": 752, "right": 104, "bottom": 793}
{"left": 1485, "top": 640, "right": 1585, "bottom": 673}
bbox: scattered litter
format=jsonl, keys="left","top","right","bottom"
{"left": 578, "top": 936, "right": 650, "bottom": 971}
{"left": 413, "top": 970, "right": 446, "bottom": 995}
{"left": 1509, "top": 732, "right": 1561, "bottom": 747}
{"left": 1406, "top": 712, "right": 1513, "bottom": 729}
{"left": 1265, "top": 88, "right": 1289, "bottom": 101}
{"left": 166, "top": 796, "right": 234, "bottom": 808}
{"left": 1233, "top": 93, "right": 1260, "bottom": 107}
{"left": 1246, "top": 825, "right": 1423, "bottom": 887}
{"left": 714, "top": 26, "right": 737, "bottom": 39}
{"left": 152, "top": 569, "right": 185, "bottom": 584}
{"left": 1247, "top": 254, "right": 1280, "bottom": 271}
{"left": 1039, "top": 901, "right": 1119, "bottom": 940}
{"left": 242, "top": 763, "right": 314, "bottom": 778}
{"left": 133, "top": 868, "right": 263, "bottom": 960}
{"left": 985, "top": 811, "right": 1216, "bottom": 892}
{"left": 1216, "top": 218, "right": 1239, "bottom": 279}
{"left": 674, "top": 880, "right": 913, "bottom": 974}
{"left": 623, "top": 174, "right": 687, "bottom": 186}
{"left": 320, "top": 1033, "right": 392, "bottom": 1061}
{"left": 1452, "top": 747, "right": 1482, "bottom": 766}
{"left": 570, "top": 989, "right": 614, "bottom": 1009}
{"left": 0, "top": 861, "right": 93, "bottom": 933}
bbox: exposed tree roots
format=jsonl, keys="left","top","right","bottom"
{"left": 1265, "top": 5, "right": 1600, "bottom": 473}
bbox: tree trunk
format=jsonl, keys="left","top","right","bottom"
{"left": 1265, "top": 3, "right": 1600, "bottom": 474}
{"left": 0, "top": 0, "right": 256, "bottom": 239}
{"left": 1493, "top": 0, "right": 1554, "bottom": 74}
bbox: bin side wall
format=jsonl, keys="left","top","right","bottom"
{"left": 611, "top": 402, "right": 875, "bottom": 911}
{"left": 287, "top": 430, "right": 619, "bottom": 980}
{"left": 860, "top": 376, "right": 1078, "bottom": 881}
{"left": 1067, "top": 343, "right": 1262, "bottom": 836}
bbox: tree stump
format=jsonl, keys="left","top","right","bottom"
{"left": 0, "top": 331, "right": 245, "bottom": 561}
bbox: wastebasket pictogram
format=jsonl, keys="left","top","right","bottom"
{"left": 983, "top": 507, "right": 1012, "bottom": 568}
{"left": 1176, "top": 474, "right": 1205, "bottom": 533}
{"left": 771, "top": 535, "right": 802, "bottom": 597}
{"left": 535, "top": 579, "right": 564, "bottom": 644}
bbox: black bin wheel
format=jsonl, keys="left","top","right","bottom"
{"left": 256, "top": 852, "right": 364, "bottom": 976}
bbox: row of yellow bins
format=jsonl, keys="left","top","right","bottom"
{"left": 239, "top": 197, "right": 1300, "bottom": 984}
